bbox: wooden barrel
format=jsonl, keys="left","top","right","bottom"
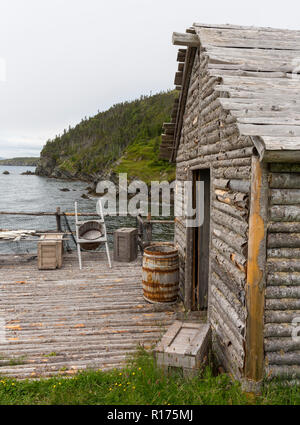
{"left": 142, "top": 242, "right": 179, "bottom": 304}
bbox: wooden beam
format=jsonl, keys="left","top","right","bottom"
{"left": 177, "top": 50, "right": 186, "bottom": 62}
{"left": 171, "top": 47, "right": 197, "bottom": 162}
{"left": 244, "top": 155, "right": 268, "bottom": 385}
{"left": 186, "top": 27, "right": 196, "bottom": 34}
{"left": 174, "top": 71, "right": 183, "bottom": 86}
{"left": 172, "top": 32, "right": 199, "bottom": 47}
{"left": 263, "top": 150, "right": 300, "bottom": 163}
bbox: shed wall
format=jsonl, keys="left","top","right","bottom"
{"left": 265, "top": 165, "right": 300, "bottom": 382}
{"left": 174, "top": 48, "right": 254, "bottom": 379}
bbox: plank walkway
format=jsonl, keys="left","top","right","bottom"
{"left": 0, "top": 252, "right": 178, "bottom": 379}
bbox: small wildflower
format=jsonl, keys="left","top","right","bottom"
{"left": 53, "top": 385, "right": 56, "bottom": 388}
{"left": 109, "top": 388, "right": 112, "bottom": 391}
{"left": 119, "top": 372, "right": 122, "bottom": 376}
{"left": 118, "top": 383, "right": 122, "bottom": 387}
{"left": 115, "top": 383, "right": 118, "bottom": 386}
{"left": 138, "top": 367, "right": 141, "bottom": 371}
{"left": 11, "top": 383, "right": 15, "bottom": 386}
{"left": 132, "top": 372, "right": 135, "bottom": 376}
{"left": 132, "top": 386, "right": 136, "bottom": 390}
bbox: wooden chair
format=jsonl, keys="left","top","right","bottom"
{"left": 75, "top": 201, "right": 112, "bottom": 269}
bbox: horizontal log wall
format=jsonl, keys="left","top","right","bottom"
{"left": 174, "top": 48, "right": 252, "bottom": 380}
{"left": 265, "top": 165, "right": 300, "bottom": 382}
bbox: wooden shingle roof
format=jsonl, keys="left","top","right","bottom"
{"left": 161, "top": 23, "right": 300, "bottom": 162}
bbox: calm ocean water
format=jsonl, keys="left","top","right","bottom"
{"left": 0, "top": 166, "right": 173, "bottom": 253}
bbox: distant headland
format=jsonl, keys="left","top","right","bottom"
{"left": 0, "top": 157, "right": 39, "bottom": 166}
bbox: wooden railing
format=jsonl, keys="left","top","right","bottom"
{"left": 0, "top": 210, "right": 175, "bottom": 247}
{"left": 0, "top": 208, "right": 100, "bottom": 234}
{"left": 136, "top": 213, "right": 174, "bottom": 253}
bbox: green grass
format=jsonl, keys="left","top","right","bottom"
{"left": 114, "top": 136, "right": 175, "bottom": 184}
{"left": 0, "top": 349, "right": 299, "bottom": 405}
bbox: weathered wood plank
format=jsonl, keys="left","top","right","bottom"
{"left": 245, "top": 156, "right": 268, "bottom": 383}
{"left": 0, "top": 252, "right": 177, "bottom": 378}
{"left": 172, "top": 32, "right": 199, "bottom": 47}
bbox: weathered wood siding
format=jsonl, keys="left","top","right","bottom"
{"left": 174, "top": 48, "right": 254, "bottom": 379}
{"left": 265, "top": 164, "right": 300, "bottom": 382}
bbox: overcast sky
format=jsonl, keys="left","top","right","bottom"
{"left": 0, "top": 0, "right": 299, "bottom": 158}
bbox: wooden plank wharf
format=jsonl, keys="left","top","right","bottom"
{"left": 0, "top": 252, "right": 177, "bottom": 379}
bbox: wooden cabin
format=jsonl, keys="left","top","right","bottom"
{"left": 161, "top": 23, "right": 300, "bottom": 387}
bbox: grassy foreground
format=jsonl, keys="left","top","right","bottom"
{"left": 0, "top": 349, "right": 299, "bottom": 405}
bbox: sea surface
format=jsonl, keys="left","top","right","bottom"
{"left": 0, "top": 166, "right": 174, "bottom": 254}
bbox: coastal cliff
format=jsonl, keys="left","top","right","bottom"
{"left": 36, "top": 91, "right": 176, "bottom": 183}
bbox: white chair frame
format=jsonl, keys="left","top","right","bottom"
{"left": 75, "top": 200, "right": 112, "bottom": 269}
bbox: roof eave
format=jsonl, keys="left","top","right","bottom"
{"left": 251, "top": 136, "right": 300, "bottom": 162}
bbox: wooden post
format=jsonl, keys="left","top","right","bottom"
{"left": 172, "top": 32, "right": 199, "bottom": 47}
{"left": 144, "top": 213, "right": 152, "bottom": 246}
{"left": 244, "top": 156, "right": 268, "bottom": 388}
{"left": 56, "top": 207, "right": 62, "bottom": 232}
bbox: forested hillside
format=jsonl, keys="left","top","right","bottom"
{"left": 36, "top": 91, "right": 176, "bottom": 182}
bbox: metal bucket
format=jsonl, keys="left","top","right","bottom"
{"left": 142, "top": 242, "right": 179, "bottom": 304}
{"left": 78, "top": 221, "right": 102, "bottom": 250}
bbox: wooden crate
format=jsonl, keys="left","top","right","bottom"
{"left": 113, "top": 228, "right": 137, "bottom": 262}
{"left": 38, "top": 233, "right": 63, "bottom": 270}
{"left": 155, "top": 321, "right": 211, "bottom": 374}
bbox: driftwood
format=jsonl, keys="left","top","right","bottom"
{"left": 266, "top": 298, "right": 300, "bottom": 310}
{"left": 265, "top": 324, "right": 295, "bottom": 338}
{"left": 212, "top": 223, "right": 248, "bottom": 256}
{"left": 214, "top": 189, "right": 248, "bottom": 209}
{"left": 266, "top": 365, "right": 300, "bottom": 380}
{"left": 211, "top": 208, "right": 248, "bottom": 236}
{"left": 210, "top": 306, "right": 244, "bottom": 363}
{"left": 270, "top": 189, "right": 300, "bottom": 205}
{"left": 267, "top": 248, "right": 300, "bottom": 258}
{"left": 266, "top": 352, "right": 300, "bottom": 366}
{"left": 172, "top": 32, "right": 199, "bottom": 47}
{"left": 265, "top": 310, "right": 300, "bottom": 323}
{"left": 270, "top": 205, "right": 300, "bottom": 222}
{"left": 268, "top": 272, "right": 300, "bottom": 286}
{"left": 211, "top": 248, "right": 246, "bottom": 290}
{"left": 213, "top": 166, "right": 251, "bottom": 180}
{"left": 211, "top": 322, "right": 244, "bottom": 370}
{"left": 270, "top": 164, "right": 300, "bottom": 173}
{"left": 267, "top": 259, "right": 300, "bottom": 273}
{"left": 268, "top": 233, "right": 300, "bottom": 248}
{"left": 268, "top": 222, "right": 300, "bottom": 233}
{"left": 228, "top": 179, "right": 250, "bottom": 193}
{"left": 211, "top": 271, "right": 246, "bottom": 320}
{"left": 265, "top": 338, "right": 300, "bottom": 353}
{"left": 212, "top": 200, "right": 248, "bottom": 221}
{"left": 269, "top": 173, "right": 300, "bottom": 189}
{"left": 266, "top": 285, "right": 300, "bottom": 299}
